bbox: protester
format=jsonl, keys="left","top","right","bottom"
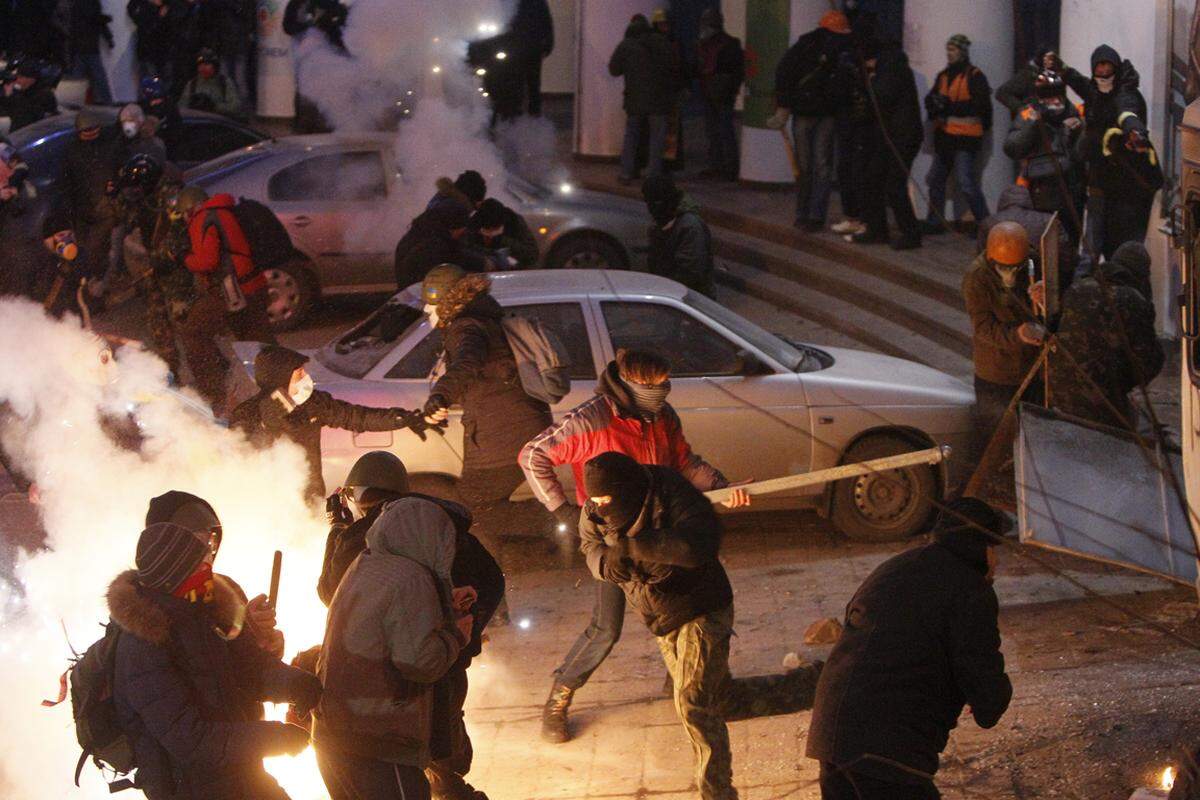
{"left": 508, "top": 0, "right": 554, "bottom": 117}
{"left": 394, "top": 200, "right": 484, "bottom": 289}
{"left": 205, "top": 0, "right": 255, "bottom": 98}
{"left": 180, "top": 48, "right": 244, "bottom": 118}
{"left": 695, "top": 8, "right": 745, "bottom": 182}
{"left": 36, "top": 208, "right": 86, "bottom": 318}
{"left": 580, "top": 451, "right": 821, "bottom": 800}
{"left": 62, "top": 109, "right": 120, "bottom": 290}
{"left": 438, "top": 170, "right": 539, "bottom": 268}
{"left": 642, "top": 174, "right": 716, "bottom": 298}
{"left": 519, "top": 349, "right": 750, "bottom": 743}
{"left": 806, "top": 498, "right": 1013, "bottom": 799}
{"left": 420, "top": 267, "right": 554, "bottom": 617}
{"left": 1047, "top": 241, "right": 1164, "bottom": 429}
{"left": 963, "top": 221, "right": 1044, "bottom": 464}
{"left": 1073, "top": 45, "right": 1162, "bottom": 260}
{"left": 314, "top": 497, "right": 475, "bottom": 800}
{"left": 230, "top": 345, "right": 433, "bottom": 500}
{"left": 774, "top": 11, "right": 852, "bottom": 231}
{"left": 139, "top": 75, "right": 184, "bottom": 159}
{"left": 996, "top": 49, "right": 1084, "bottom": 114}
{"left": 115, "top": 103, "right": 168, "bottom": 164}
{"left": 922, "top": 34, "right": 992, "bottom": 235}
{"left": 128, "top": 0, "right": 181, "bottom": 83}
{"left": 977, "top": 184, "right": 1073, "bottom": 278}
{"left": 828, "top": 37, "right": 874, "bottom": 238}
{"left": 68, "top": 0, "right": 114, "bottom": 104}
{"left": 180, "top": 187, "right": 278, "bottom": 411}
{"left": 0, "top": 58, "right": 59, "bottom": 132}
{"left": 609, "top": 14, "right": 680, "bottom": 185}
{"left": 319, "top": 451, "right": 504, "bottom": 799}
{"left": 109, "top": 492, "right": 320, "bottom": 800}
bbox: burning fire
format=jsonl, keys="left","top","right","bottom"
{"left": 1163, "top": 766, "right": 1176, "bottom": 790}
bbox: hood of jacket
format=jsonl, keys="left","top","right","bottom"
{"left": 364, "top": 497, "right": 456, "bottom": 582}
{"left": 253, "top": 344, "right": 309, "bottom": 392}
{"left": 429, "top": 176, "right": 474, "bottom": 213}
{"left": 595, "top": 360, "right": 641, "bottom": 416}
{"left": 436, "top": 273, "right": 498, "bottom": 327}
{"left": 1102, "top": 241, "right": 1152, "bottom": 295}
{"left": 107, "top": 569, "right": 245, "bottom": 645}
{"left": 625, "top": 16, "right": 650, "bottom": 39}
{"left": 996, "top": 184, "right": 1033, "bottom": 212}
{"left": 1091, "top": 44, "right": 1121, "bottom": 73}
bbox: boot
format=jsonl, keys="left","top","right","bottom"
{"left": 541, "top": 682, "right": 575, "bottom": 744}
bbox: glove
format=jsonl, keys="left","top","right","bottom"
{"left": 553, "top": 503, "right": 581, "bottom": 537}
{"left": 265, "top": 722, "right": 311, "bottom": 757}
{"left": 423, "top": 394, "right": 449, "bottom": 418}
{"left": 290, "top": 672, "right": 323, "bottom": 719}
{"left": 325, "top": 491, "right": 352, "bottom": 525}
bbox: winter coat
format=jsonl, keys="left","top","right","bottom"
{"left": 465, "top": 203, "right": 539, "bottom": 269}
{"left": 520, "top": 360, "right": 726, "bottom": 511}
{"left": 775, "top": 27, "right": 850, "bottom": 117}
{"left": 140, "top": 96, "right": 183, "bottom": 158}
{"left": 925, "top": 61, "right": 992, "bottom": 152}
{"left": 184, "top": 193, "right": 267, "bottom": 295}
{"left": 977, "top": 185, "right": 1072, "bottom": 273}
{"left": 509, "top": 0, "right": 554, "bottom": 58}
{"left": 314, "top": 498, "right": 468, "bottom": 766}
{"left": 962, "top": 253, "right": 1039, "bottom": 386}
{"left": 1074, "top": 45, "right": 1158, "bottom": 197}
{"left": 1048, "top": 246, "right": 1163, "bottom": 429}
{"left": 995, "top": 54, "right": 1087, "bottom": 114}
{"left": 1004, "top": 102, "right": 1084, "bottom": 213}
{"left": 647, "top": 195, "right": 716, "bottom": 298}
{"left": 180, "top": 74, "right": 243, "bottom": 117}
{"left": 696, "top": 30, "right": 744, "bottom": 109}
{"left": 69, "top": 0, "right": 113, "bottom": 56}
{"left": 393, "top": 208, "right": 485, "bottom": 289}
{"left": 127, "top": 0, "right": 184, "bottom": 65}
{"left": 318, "top": 494, "right": 503, "bottom": 665}
{"left": 108, "top": 570, "right": 321, "bottom": 800}
{"left": 841, "top": 46, "right": 922, "bottom": 160}
{"left": 61, "top": 129, "right": 121, "bottom": 227}
{"left": 806, "top": 537, "right": 1011, "bottom": 783}
{"left": 201, "top": 0, "right": 254, "bottom": 62}
{"left": 430, "top": 276, "right": 553, "bottom": 469}
{"left": 579, "top": 465, "right": 733, "bottom": 636}
{"left": 608, "top": 18, "right": 681, "bottom": 117}
{"left": 0, "top": 81, "right": 58, "bottom": 132}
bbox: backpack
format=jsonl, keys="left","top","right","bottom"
{"left": 230, "top": 197, "right": 296, "bottom": 269}
{"left": 68, "top": 623, "right": 137, "bottom": 791}
{"left": 500, "top": 314, "right": 571, "bottom": 404}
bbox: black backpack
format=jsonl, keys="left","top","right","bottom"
{"left": 68, "top": 623, "right": 137, "bottom": 791}
{"left": 230, "top": 197, "right": 297, "bottom": 270}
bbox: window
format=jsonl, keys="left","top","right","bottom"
{"left": 173, "top": 121, "right": 262, "bottom": 166}
{"left": 267, "top": 151, "right": 388, "bottom": 202}
{"left": 601, "top": 302, "right": 758, "bottom": 377}
{"left": 383, "top": 302, "right": 596, "bottom": 381}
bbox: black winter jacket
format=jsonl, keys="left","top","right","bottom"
{"left": 465, "top": 201, "right": 539, "bottom": 268}
{"left": 61, "top": 129, "right": 121, "bottom": 227}
{"left": 509, "top": 0, "right": 554, "bottom": 58}
{"left": 775, "top": 27, "right": 850, "bottom": 117}
{"left": 69, "top": 0, "right": 113, "bottom": 56}
{"left": 393, "top": 210, "right": 485, "bottom": 289}
{"left": 995, "top": 55, "right": 1087, "bottom": 114}
{"left": 430, "top": 284, "right": 553, "bottom": 469}
{"left": 0, "top": 82, "right": 58, "bottom": 132}
{"left": 108, "top": 571, "right": 320, "bottom": 800}
{"left": 806, "top": 538, "right": 1011, "bottom": 783}
{"left": 608, "top": 19, "right": 681, "bottom": 117}
{"left": 579, "top": 465, "right": 733, "bottom": 636}
{"left": 230, "top": 389, "right": 414, "bottom": 499}
{"left": 696, "top": 30, "right": 744, "bottom": 108}
{"left": 127, "top": 0, "right": 184, "bottom": 65}
{"left": 647, "top": 195, "right": 715, "bottom": 298}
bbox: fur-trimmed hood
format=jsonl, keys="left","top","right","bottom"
{"left": 107, "top": 569, "right": 247, "bottom": 645}
{"left": 433, "top": 176, "right": 474, "bottom": 211}
{"left": 435, "top": 273, "right": 496, "bottom": 328}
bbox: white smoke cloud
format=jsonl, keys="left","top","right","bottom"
{"left": 0, "top": 299, "right": 329, "bottom": 799}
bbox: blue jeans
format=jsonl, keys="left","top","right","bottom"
{"left": 553, "top": 579, "right": 626, "bottom": 689}
{"left": 926, "top": 148, "right": 989, "bottom": 224}
{"left": 75, "top": 53, "right": 112, "bottom": 104}
{"left": 792, "top": 115, "right": 836, "bottom": 223}
{"left": 621, "top": 113, "right": 669, "bottom": 179}
{"left": 704, "top": 103, "right": 739, "bottom": 177}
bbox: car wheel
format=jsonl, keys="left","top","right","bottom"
{"left": 830, "top": 433, "right": 939, "bottom": 542}
{"left": 408, "top": 474, "right": 462, "bottom": 504}
{"left": 547, "top": 234, "right": 629, "bottom": 270}
{"left": 263, "top": 260, "right": 315, "bottom": 331}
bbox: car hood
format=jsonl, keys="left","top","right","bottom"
{"left": 801, "top": 346, "right": 975, "bottom": 408}
{"left": 540, "top": 186, "right": 645, "bottom": 219}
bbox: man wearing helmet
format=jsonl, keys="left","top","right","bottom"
{"left": 180, "top": 48, "right": 243, "bottom": 118}
{"left": 139, "top": 75, "right": 183, "bottom": 159}
{"left": 61, "top": 108, "right": 121, "bottom": 295}
{"left": 962, "top": 221, "right": 1045, "bottom": 467}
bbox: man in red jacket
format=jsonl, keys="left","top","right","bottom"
{"left": 519, "top": 348, "right": 749, "bottom": 743}
{"left": 178, "top": 188, "right": 277, "bottom": 410}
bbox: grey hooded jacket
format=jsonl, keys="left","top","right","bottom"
{"left": 313, "top": 497, "right": 466, "bottom": 766}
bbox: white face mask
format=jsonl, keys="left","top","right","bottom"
{"left": 289, "top": 373, "right": 315, "bottom": 405}
{"left": 1094, "top": 75, "right": 1115, "bottom": 93}
{"left": 121, "top": 121, "right": 139, "bottom": 138}
{"left": 424, "top": 302, "right": 440, "bottom": 328}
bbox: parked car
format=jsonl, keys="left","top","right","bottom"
{"left": 186, "top": 135, "right": 650, "bottom": 329}
{"left": 236, "top": 270, "right": 975, "bottom": 541}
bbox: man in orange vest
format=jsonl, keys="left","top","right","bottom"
{"left": 922, "top": 34, "right": 993, "bottom": 236}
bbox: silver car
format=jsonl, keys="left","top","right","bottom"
{"left": 185, "top": 135, "right": 649, "bottom": 328}
{"left": 239, "top": 270, "right": 975, "bottom": 541}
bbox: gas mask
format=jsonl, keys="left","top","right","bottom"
{"left": 991, "top": 260, "right": 1027, "bottom": 289}
{"left": 1094, "top": 75, "right": 1115, "bottom": 94}
{"left": 290, "top": 373, "right": 315, "bottom": 405}
{"left": 121, "top": 120, "right": 139, "bottom": 139}
{"left": 424, "top": 302, "right": 441, "bottom": 328}
{"left": 51, "top": 230, "right": 78, "bottom": 261}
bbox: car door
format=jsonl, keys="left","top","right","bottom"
{"left": 595, "top": 299, "right": 813, "bottom": 492}
{"left": 265, "top": 149, "right": 396, "bottom": 291}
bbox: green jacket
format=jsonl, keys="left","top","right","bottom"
{"left": 962, "top": 254, "right": 1039, "bottom": 385}
{"left": 180, "top": 74, "right": 243, "bottom": 117}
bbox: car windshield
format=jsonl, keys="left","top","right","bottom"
{"left": 315, "top": 287, "right": 425, "bottom": 379}
{"left": 184, "top": 146, "right": 271, "bottom": 184}
{"left": 681, "top": 291, "right": 814, "bottom": 372}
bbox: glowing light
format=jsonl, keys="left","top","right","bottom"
{"left": 477, "top": 21, "right": 499, "bottom": 34}
{"left": 518, "top": 618, "right": 532, "bottom": 630}
{"left": 559, "top": 182, "right": 574, "bottom": 195}
{"left": 475, "top": 67, "right": 487, "bottom": 76}
{"left": 1163, "top": 767, "right": 1177, "bottom": 790}
{"left": 432, "top": 36, "right": 440, "bottom": 43}
{"left": 538, "top": 226, "right": 549, "bottom": 235}
{"left": 557, "top": 523, "right": 567, "bottom": 533}
{"left": 495, "top": 51, "right": 507, "bottom": 61}
{"left": 431, "top": 65, "right": 442, "bottom": 74}
{"left": 482, "top": 92, "right": 489, "bottom": 97}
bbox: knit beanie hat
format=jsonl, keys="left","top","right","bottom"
{"left": 454, "top": 170, "right": 487, "bottom": 204}
{"left": 932, "top": 497, "right": 1007, "bottom": 573}
{"left": 135, "top": 522, "right": 213, "bottom": 593}
{"left": 253, "top": 345, "right": 309, "bottom": 393}
{"left": 947, "top": 34, "right": 971, "bottom": 54}
{"left": 584, "top": 452, "right": 651, "bottom": 530}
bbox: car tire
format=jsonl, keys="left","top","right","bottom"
{"left": 830, "top": 433, "right": 939, "bottom": 542}
{"left": 408, "top": 473, "right": 463, "bottom": 504}
{"left": 263, "top": 258, "right": 315, "bottom": 331}
{"left": 546, "top": 234, "right": 629, "bottom": 270}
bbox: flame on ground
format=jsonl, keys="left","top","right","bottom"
{"left": 1163, "top": 765, "right": 1177, "bottom": 791}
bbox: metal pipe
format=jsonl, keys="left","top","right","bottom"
{"left": 703, "top": 445, "right": 951, "bottom": 504}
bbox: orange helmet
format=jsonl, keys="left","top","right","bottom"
{"left": 985, "top": 221, "right": 1030, "bottom": 266}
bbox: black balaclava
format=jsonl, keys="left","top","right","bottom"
{"left": 584, "top": 452, "right": 651, "bottom": 532}
{"left": 145, "top": 490, "right": 223, "bottom": 550}
{"left": 642, "top": 174, "right": 682, "bottom": 227}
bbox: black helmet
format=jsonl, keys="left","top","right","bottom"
{"left": 344, "top": 451, "right": 410, "bottom": 495}
{"left": 117, "top": 154, "right": 164, "bottom": 195}
{"left": 196, "top": 47, "right": 218, "bottom": 66}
